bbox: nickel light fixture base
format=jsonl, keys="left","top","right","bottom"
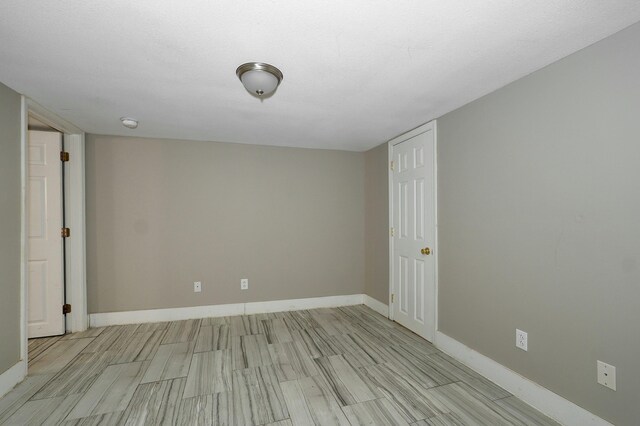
{"left": 236, "top": 62, "right": 284, "bottom": 98}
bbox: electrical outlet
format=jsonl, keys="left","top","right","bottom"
{"left": 193, "top": 281, "right": 202, "bottom": 293}
{"left": 240, "top": 278, "right": 249, "bottom": 290}
{"left": 597, "top": 361, "right": 616, "bottom": 391}
{"left": 516, "top": 329, "right": 528, "bottom": 351}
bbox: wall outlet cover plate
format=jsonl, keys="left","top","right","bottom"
{"left": 597, "top": 360, "right": 616, "bottom": 391}
{"left": 516, "top": 329, "right": 528, "bottom": 351}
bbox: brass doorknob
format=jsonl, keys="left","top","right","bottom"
{"left": 421, "top": 247, "right": 431, "bottom": 255}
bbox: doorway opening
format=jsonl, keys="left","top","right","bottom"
{"left": 20, "top": 98, "right": 87, "bottom": 376}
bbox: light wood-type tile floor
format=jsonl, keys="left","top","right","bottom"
{"left": 0, "top": 305, "right": 560, "bottom": 425}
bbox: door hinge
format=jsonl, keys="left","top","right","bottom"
{"left": 390, "top": 160, "right": 395, "bottom": 171}
{"left": 61, "top": 227, "right": 71, "bottom": 238}
{"left": 62, "top": 304, "right": 71, "bottom": 314}
{"left": 391, "top": 294, "right": 395, "bottom": 303}
{"left": 60, "top": 151, "right": 70, "bottom": 162}
{"left": 390, "top": 227, "right": 395, "bottom": 237}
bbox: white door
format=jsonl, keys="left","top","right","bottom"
{"left": 28, "top": 130, "right": 65, "bottom": 338}
{"left": 390, "top": 123, "right": 436, "bottom": 341}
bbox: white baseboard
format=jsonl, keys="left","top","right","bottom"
{"left": 363, "top": 295, "right": 389, "bottom": 317}
{"left": 0, "top": 361, "right": 26, "bottom": 399}
{"left": 89, "top": 302, "right": 245, "bottom": 327}
{"left": 245, "top": 294, "right": 364, "bottom": 314}
{"left": 90, "top": 294, "right": 365, "bottom": 327}
{"left": 434, "top": 331, "right": 612, "bottom": 426}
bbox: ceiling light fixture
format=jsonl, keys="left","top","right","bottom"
{"left": 236, "top": 62, "right": 283, "bottom": 98}
{"left": 120, "top": 117, "right": 138, "bottom": 129}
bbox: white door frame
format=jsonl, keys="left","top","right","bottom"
{"left": 20, "top": 97, "right": 87, "bottom": 371}
{"left": 388, "top": 120, "right": 438, "bottom": 337}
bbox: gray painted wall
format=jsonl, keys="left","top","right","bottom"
{"left": 0, "top": 82, "right": 22, "bottom": 375}
{"left": 86, "top": 135, "right": 365, "bottom": 313}
{"left": 438, "top": 22, "right": 640, "bottom": 425}
{"left": 364, "top": 143, "right": 389, "bottom": 304}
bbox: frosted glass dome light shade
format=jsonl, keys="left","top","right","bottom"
{"left": 120, "top": 117, "right": 138, "bottom": 129}
{"left": 236, "top": 62, "right": 283, "bottom": 97}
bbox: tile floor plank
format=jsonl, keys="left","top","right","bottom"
{"left": 314, "top": 355, "right": 377, "bottom": 406}
{"left": 232, "top": 365, "right": 288, "bottom": 424}
{"left": 232, "top": 334, "right": 273, "bottom": 370}
{"left": 82, "top": 325, "right": 140, "bottom": 354}
{"left": 209, "top": 392, "right": 234, "bottom": 425}
{"left": 134, "top": 322, "right": 169, "bottom": 333}
{"left": 386, "top": 345, "right": 456, "bottom": 388}
{"left": 262, "top": 319, "right": 294, "bottom": 344}
{"left": 290, "top": 375, "right": 350, "bottom": 425}
{"left": 174, "top": 392, "right": 233, "bottom": 425}
{"left": 175, "top": 394, "right": 212, "bottom": 425}
{"left": 309, "top": 311, "right": 351, "bottom": 337}
{"left": 2, "top": 394, "right": 82, "bottom": 426}
{"left": 110, "top": 329, "right": 166, "bottom": 365}
{"left": 28, "top": 338, "right": 94, "bottom": 375}
{"left": 494, "top": 395, "right": 562, "bottom": 426}
{"left": 327, "top": 335, "right": 378, "bottom": 368}
{"left": 342, "top": 398, "right": 410, "bottom": 426}
{"left": 265, "top": 420, "right": 293, "bottom": 426}
{"left": 0, "top": 374, "right": 54, "bottom": 423}
{"left": 280, "top": 380, "right": 316, "bottom": 425}
{"left": 230, "top": 315, "right": 264, "bottom": 337}
{"left": 201, "top": 316, "right": 230, "bottom": 327}
{"left": 421, "top": 382, "right": 514, "bottom": 425}
{"left": 120, "top": 377, "right": 186, "bottom": 425}
{"left": 66, "top": 361, "right": 148, "bottom": 420}
{"left": 60, "top": 328, "right": 105, "bottom": 341}
{"left": 28, "top": 336, "right": 63, "bottom": 362}
{"left": 281, "top": 311, "right": 320, "bottom": 333}
{"left": 194, "top": 324, "right": 230, "bottom": 353}
{"left": 32, "top": 352, "right": 115, "bottom": 400}
{"left": 291, "top": 328, "right": 340, "bottom": 359}
{"left": 61, "top": 411, "right": 125, "bottom": 425}
{"left": 140, "top": 342, "right": 194, "bottom": 384}
{"left": 360, "top": 363, "right": 440, "bottom": 423}
{"left": 424, "top": 352, "right": 512, "bottom": 400}
{"left": 268, "top": 341, "right": 319, "bottom": 382}
{"left": 161, "top": 319, "right": 201, "bottom": 344}
{"left": 339, "top": 333, "right": 392, "bottom": 364}
{"left": 412, "top": 412, "right": 466, "bottom": 426}
{"left": 183, "top": 349, "right": 232, "bottom": 398}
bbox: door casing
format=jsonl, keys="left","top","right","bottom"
{"left": 388, "top": 120, "right": 438, "bottom": 340}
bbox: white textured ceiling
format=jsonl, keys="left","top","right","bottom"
{"left": 1, "top": 2, "right": 640, "bottom": 151}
